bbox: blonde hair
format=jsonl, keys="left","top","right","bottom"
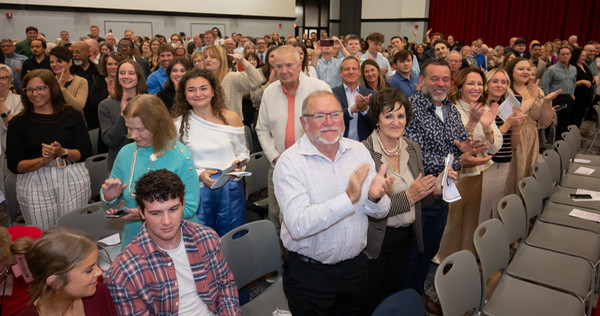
{"left": 124, "top": 94, "right": 178, "bottom": 156}
{"left": 203, "top": 45, "right": 229, "bottom": 82}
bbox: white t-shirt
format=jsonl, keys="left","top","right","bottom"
{"left": 162, "top": 233, "right": 214, "bottom": 316}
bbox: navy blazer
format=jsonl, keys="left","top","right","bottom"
{"left": 332, "top": 84, "right": 375, "bottom": 141}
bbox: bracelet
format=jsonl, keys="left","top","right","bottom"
{"left": 484, "top": 129, "right": 494, "bottom": 136}
{"left": 406, "top": 193, "right": 415, "bottom": 206}
{"left": 499, "top": 125, "right": 509, "bottom": 134}
{"left": 512, "top": 131, "right": 522, "bottom": 135}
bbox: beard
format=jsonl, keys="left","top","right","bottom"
{"left": 306, "top": 127, "right": 343, "bottom": 145}
{"left": 421, "top": 84, "right": 448, "bottom": 103}
{"left": 73, "top": 59, "right": 83, "bottom": 66}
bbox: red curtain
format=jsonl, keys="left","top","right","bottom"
{"left": 429, "top": 0, "right": 600, "bottom": 47}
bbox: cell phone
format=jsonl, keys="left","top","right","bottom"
{"left": 105, "top": 208, "right": 128, "bottom": 218}
{"left": 320, "top": 40, "right": 334, "bottom": 47}
{"left": 569, "top": 194, "right": 592, "bottom": 199}
{"left": 554, "top": 104, "right": 568, "bottom": 112}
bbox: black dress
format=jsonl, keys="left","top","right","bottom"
{"left": 572, "top": 63, "right": 594, "bottom": 127}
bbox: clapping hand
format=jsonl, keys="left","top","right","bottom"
{"left": 368, "top": 164, "right": 393, "bottom": 203}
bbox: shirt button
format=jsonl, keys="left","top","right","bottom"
{"left": 174, "top": 281, "right": 178, "bottom": 286}
{"left": 175, "top": 301, "right": 179, "bottom": 306}
{"left": 167, "top": 262, "right": 172, "bottom": 267}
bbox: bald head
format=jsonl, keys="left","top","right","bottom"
{"left": 71, "top": 41, "right": 90, "bottom": 66}
{"left": 584, "top": 44, "right": 597, "bottom": 60}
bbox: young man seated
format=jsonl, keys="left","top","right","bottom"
{"left": 105, "top": 169, "right": 240, "bottom": 315}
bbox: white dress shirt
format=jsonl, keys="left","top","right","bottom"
{"left": 273, "top": 135, "right": 391, "bottom": 264}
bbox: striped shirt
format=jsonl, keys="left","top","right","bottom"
{"left": 105, "top": 220, "right": 240, "bottom": 315}
{"left": 492, "top": 115, "right": 513, "bottom": 163}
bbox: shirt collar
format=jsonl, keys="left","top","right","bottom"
{"left": 343, "top": 83, "right": 359, "bottom": 93}
{"left": 137, "top": 220, "right": 194, "bottom": 256}
{"left": 297, "top": 134, "right": 350, "bottom": 160}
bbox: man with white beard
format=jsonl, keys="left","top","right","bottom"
{"left": 70, "top": 41, "right": 99, "bottom": 90}
{"left": 273, "top": 90, "right": 392, "bottom": 315}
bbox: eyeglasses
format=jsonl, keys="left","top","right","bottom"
{"left": 0, "top": 75, "right": 10, "bottom": 81}
{"left": 118, "top": 44, "right": 132, "bottom": 49}
{"left": 23, "top": 85, "right": 48, "bottom": 94}
{"left": 303, "top": 111, "right": 343, "bottom": 122}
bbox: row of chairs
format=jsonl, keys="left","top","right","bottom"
{"left": 436, "top": 125, "right": 600, "bottom": 316}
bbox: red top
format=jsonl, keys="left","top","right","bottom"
{"left": 1, "top": 226, "right": 43, "bottom": 316}
{"left": 16, "top": 283, "right": 117, "bottom": 316}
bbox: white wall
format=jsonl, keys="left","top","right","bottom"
{"left": 359, "top": 0, "right": 428, "bottom": 44}
{"left": 0, "top": 8, "right": 296, "bottom": 42}
{"left": 3, "top": 0, "right": 295, "bottom": 18}
{"left": 361, "top": 0, "right": 427, "bottom": 19}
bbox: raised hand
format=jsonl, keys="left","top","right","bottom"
{"left": 101, "top": 178, "right": 127, "bottom": 201}
{"left": 368, "top": 164, "right": 393, "bottom": 202}
{"left": 479, "top": 102, "right": 499, "bottom": 129}
{"left": 346, "top": 163, "right": 369, "bottom": 204}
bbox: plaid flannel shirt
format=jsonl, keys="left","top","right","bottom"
{"left": 105, "top": 220, "right": 240, "bottom": 315}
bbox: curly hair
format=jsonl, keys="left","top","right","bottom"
{"left": 171, "top": 68, "right": 228, "bottom": 142}
{"left": 135, "top": 169, "right": 185, "bottom": 213}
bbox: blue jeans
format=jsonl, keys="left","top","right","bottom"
{"left": 403, "top": 199, "right": 449, "bottom": 293}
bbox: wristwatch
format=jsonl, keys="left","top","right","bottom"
{"left": 61, "top": 149, "right": 69, "bottom": 159}
{"left": 1, "top": 111, "right": 10, "bottom": 118}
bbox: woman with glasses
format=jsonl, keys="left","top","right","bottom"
{"left": 7, "top": 69, "right": 92, "bottom": 229}
{"left": 173, "top": 69, "right": 249, "bottom": 236}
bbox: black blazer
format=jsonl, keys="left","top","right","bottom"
{"left": 133, "top": 56, "right": 151, "bottom": 78}
{"left": 332, "top": 84, "right": 375, "bottom": 141}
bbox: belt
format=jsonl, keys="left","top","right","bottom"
{"left": 288, "top": 251, "right": 323, "bottom": 265}
{"left": 45, "top": 158, "right": 73, "bottom": 168}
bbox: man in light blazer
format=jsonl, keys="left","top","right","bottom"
{"left": 332, "top": 56, "right": 374, "bottom": 141}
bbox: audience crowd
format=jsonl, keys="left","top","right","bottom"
{"left": 1, "top": 23, "right": 599, "bottom": 315}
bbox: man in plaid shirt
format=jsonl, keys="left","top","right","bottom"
{"left": 105, "top": 169, "right": 240, "bottom": 315}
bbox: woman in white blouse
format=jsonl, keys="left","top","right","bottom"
{"left": 172, "top": 68, "right": 249, "bottom": 236}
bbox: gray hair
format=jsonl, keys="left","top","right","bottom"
{"left": 301, "top": 90, "right": 340, "bottom": 115}
{"left": 0, "top": 64, "right": 14, "bottom": 81}
{"left": 273, "top": 45, "right": 300, "bottom": 63}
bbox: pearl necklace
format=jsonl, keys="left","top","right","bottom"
{"left": 128, "top": 147, "right": 160, "bottom": 199}
{"left": 376, "top": 132, "right": 402, "bottom": 156}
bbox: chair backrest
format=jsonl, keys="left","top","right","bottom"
{"left": 532, "top": 161, "right": 554, "bottom": 199}
{"left": 220, "top": 220, "right": 281, "bottom": 288}
{"left": 4, "top": 172, "right": 21, "bottom": 223}
{"left": 554, "top": 140, "right": 571, "bottom": 172}
{"left": 244, "top": 151, "right": 269, "bottom": 199}
{"left": 56, "top": 201, "right": 124, "bottom": 241}
{"left": 85, "top": 153, "right": 108, "bottom": 200}
{"left": 473, "top": 219, "right": 510, "bottom": 281}
{"left": 518, "top": 176, "right": 543, "bottom": 220}
{"left": 372, "top": 289, "right": 426, "bottom": 316}
{"left": 543, "top": 150, "right": 562, "bottom": 183}
{"left": 244, "top": 125, "right": 253, "bottom": 154}
{"left": 435, "top": 250, "right": 482, "bottom": 316}
{"left": 89, "top": 128, "right": 99, "bottom": 156}
{"left": 562, "top": 131, "right": 577, "bottom": 159}
{"left": 567, "top": 125, "right": 582, "bottom": 147}
{"left": 498, "top": 194, "right": 528, "bottom": 242}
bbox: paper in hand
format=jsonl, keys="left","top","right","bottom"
{"left": 442, "top": 153, "right": 461, "bottom": 203}
{"left": 498, "top": 91, "right": 521, "bottom": 121}
{"left": 210, "top": 162, "right": 252, "bottom": 189}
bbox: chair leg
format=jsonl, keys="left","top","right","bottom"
{"left": 586, "top": 133, "right": 599, "bottom": 154}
